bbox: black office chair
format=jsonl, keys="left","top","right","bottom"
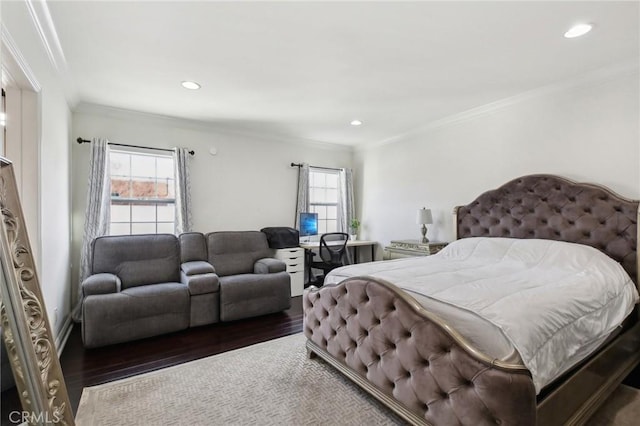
{"left": 309, "top": 232, "right": 351, "bottom": 285}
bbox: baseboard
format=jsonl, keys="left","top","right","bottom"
{"left": 55, "top": 315, "right": 74, "bottom": 356}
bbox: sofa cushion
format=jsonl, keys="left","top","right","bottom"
{"left": 91, "top": 234, "right": 180, "bottom": 289}
{"left": 179, "top": 232, "right": 208, "bottom": 262}
{"left": 206, "top": 231, "right": 271, "bottom": 277}
{"left": 119, "top": 282, "right": 188, "bottom": 306}
{"left": 219, "top": 272, "right": 291, "bottom": 321}
{"left": 82, "top": 282, "right": 190, "bottom": 348}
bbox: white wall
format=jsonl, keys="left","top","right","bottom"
{"left": 3, "top": 2, "right": 73, "bottom": 339}
{"left": 355, "top": 66, "right": 640, "bottom": 252}
{"left": 71, "top": 105, "right": 353, "bottom": 300}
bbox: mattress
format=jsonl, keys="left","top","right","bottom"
{"left": 324, "top": 237, "right": 638, "bottom": 392}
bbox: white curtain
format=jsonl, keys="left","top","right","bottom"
{"left": 174, "top": 147, "right": 193, "bottom": 234}
{"left": 294, "top": 163, "right": 310, "bottom": 229}
{"left": 338, "top": 168, "right": 355, "bottom": 233}
{"left": 73, "top": 138, "right": 111, "bottom": 321}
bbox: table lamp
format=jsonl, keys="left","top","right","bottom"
{"left": 417, "top": 207, "right": 433, "bottom": 243}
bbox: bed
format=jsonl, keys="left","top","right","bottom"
{"left": 302, "top": 174, "right": 640, "bottom": 426}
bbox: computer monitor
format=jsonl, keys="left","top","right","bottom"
{"left": 299, "top": 212, "right": 318, "bottom": 239}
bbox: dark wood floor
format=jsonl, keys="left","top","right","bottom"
{"left": 1, "top": 296, "right": 303, "bottom": 425}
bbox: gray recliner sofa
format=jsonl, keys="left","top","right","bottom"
{"left": 82, "top": 234, "right": 218, "bottom": 348}
{"left": 82, "top": 231, "right": 291, "bottom": 348}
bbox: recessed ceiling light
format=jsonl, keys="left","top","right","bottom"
{"left": 350, "top": 120, "right": 363, "bottom": 126}
{"left": 564, "top": 23, "right": 593, "bottom": 38}
{"left": 181, "top": 81, "right": 201, "bottom": 90}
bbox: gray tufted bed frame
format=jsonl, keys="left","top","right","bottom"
{"left": 303, "top": 174, "right": 640, "bottom": 425}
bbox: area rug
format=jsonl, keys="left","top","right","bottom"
{"left": 75, "top": 333, "right": 640, "bottom": 425}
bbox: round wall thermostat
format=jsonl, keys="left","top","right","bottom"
{"left": 209, "top": 147, "right": 218, "bottom": 156}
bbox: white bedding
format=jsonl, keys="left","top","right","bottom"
{"left": 324, "top": 237, "right": 638, "bottom": 393}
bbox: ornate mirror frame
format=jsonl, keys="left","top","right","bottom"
{"left": 0, "top": 158, "right": 74, "bottom": 425}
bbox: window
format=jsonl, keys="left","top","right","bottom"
{"left": 308, "top": 168, "right": 339, "bottom": 234}
{"left": 109, "top": 150, "right": 176, "bottom": 235}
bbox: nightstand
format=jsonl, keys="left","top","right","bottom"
{"left": 384, "top": 240, "right": 448, "bottom": 260}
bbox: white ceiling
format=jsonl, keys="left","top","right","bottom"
{"left": 47, "top": 1, "right": 639, "bottom": 146}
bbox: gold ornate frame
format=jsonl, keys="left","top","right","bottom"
{"left": 0, "top": 158, "right": 74, "bottom": 425}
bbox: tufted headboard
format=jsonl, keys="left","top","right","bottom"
{"left": 455, "top": 174, "right": 639, "bottom": 285}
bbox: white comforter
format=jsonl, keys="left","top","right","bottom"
{"left": 325, "top": 237, "right": 638, "bottom": 392}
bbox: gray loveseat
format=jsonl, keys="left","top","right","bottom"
{"left": 82, "top": 231, "right": 290, "bottom": 348}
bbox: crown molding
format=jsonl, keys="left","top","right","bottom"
{"left": 22, "top": 0, "right": 79, "bottom": 107}
{"left": 25, "top": 0, "right": 67, "bottom": 72}
{"left": 73, "top": 103, "right": 354, "bottom": 153}
{"left": 358, "top": 59, "right": 639, "bottom": 151}
{"left": 1, "top": 24, "right": 41, "bottom": 92}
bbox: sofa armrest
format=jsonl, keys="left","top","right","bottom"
{"left": 181, "top": 261, "right": 215, "bottom": 276}
{"left": 82, "top": 273, "right": 121, "bottom": 296}
{"left": 180, "top": 271, "right": 219, "bottom": 295}
{"left": 254, "top": 258, "right": 287, "bottom": 274}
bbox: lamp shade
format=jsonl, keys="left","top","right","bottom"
{"left": 417, "top": 208, "right": 433, "bottom": 225}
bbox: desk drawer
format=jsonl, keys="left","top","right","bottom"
{"left": 286, "top": 262, "right": 304, "bottom": 273}
{"left": 276, "top": 247, "right": 303, "bottom": 256}
{"left": 280, "top": 255, "right": 304, "bottom": 264}
{"left": 274, "top": 248, "right": 304, "bottom": 262}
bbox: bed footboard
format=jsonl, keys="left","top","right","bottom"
{"left": 303, "top": 276, "right": 536, "bottom": 426}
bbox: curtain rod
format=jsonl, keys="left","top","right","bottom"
{"left": 76, "top": 138, "right": 195, "bottom": 156}
{"left": 290, "top": 162, "right": 341, "bottom": 172}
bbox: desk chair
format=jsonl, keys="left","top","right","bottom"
{"left": 309, "top": 232, "right": 351, "bottom": 285}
